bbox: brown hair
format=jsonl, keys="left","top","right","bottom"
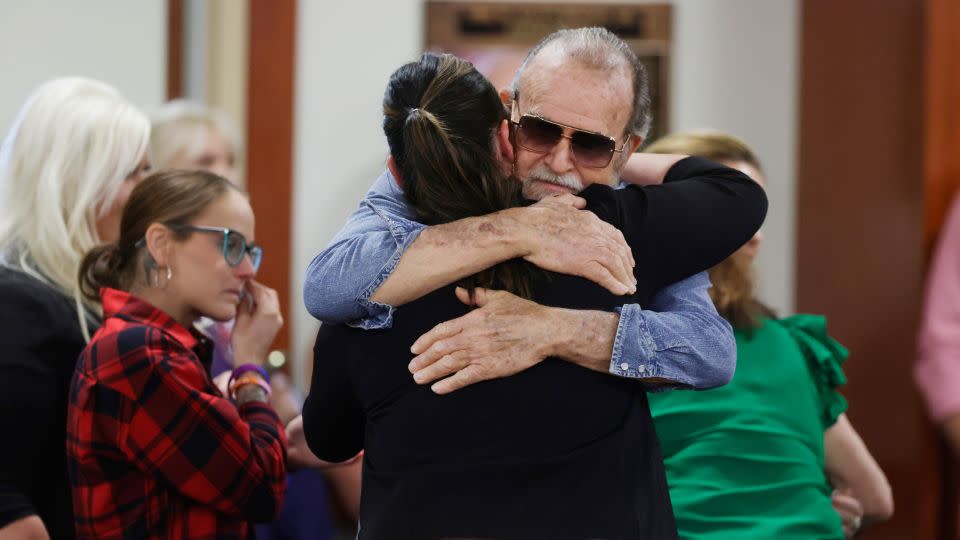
{"left": 78, "top": 170, "right": 239, "bottom": 303}
{"left": 383, "top": 53, "right": 535, "bottom": 298}
{"left": 644, "top": 129, "right": 774, "bottom": 330}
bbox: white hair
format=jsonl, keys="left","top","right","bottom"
{"left": 0, "top": 77, "right": 150, "bottom": 339}
{"left": 511, "top": 27, "right": 652, "bottom": 139}
{"left": 149, "top": 99, "right": 239, "bottom": 171}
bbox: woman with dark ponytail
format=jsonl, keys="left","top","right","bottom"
{"left": 301, "top": 53, "right": 766, "bottom": 539}
{"left": 68, "top": 170, "right": 287, "bottom": 538}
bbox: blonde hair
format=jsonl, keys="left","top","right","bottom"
{"left": 644, "top": 129, "right": 762, "bottom": 174}
{"left": 149, "top": 99, "right": 239, "bottom": 171}
{"left": 0, "top": 77, "right": 150, "bottom": 339}
{"left": 645, "top": 129, "right": 772, "bottom": 330}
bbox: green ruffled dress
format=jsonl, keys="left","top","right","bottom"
{"left": 648, "top": 314, "right": 848, "bottom": 540}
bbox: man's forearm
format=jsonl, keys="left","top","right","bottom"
{"left": 546, "top": 308, "right": 619, "bottom": 373}
{"left": 370, "top": 209, "right": 528, "bottom": 306}
{"left": 546, "top": 307, "right": 673, "bottom": 384}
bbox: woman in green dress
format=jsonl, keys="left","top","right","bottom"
{"left": 645, "top": 130, "right": 893, "bottom": 539}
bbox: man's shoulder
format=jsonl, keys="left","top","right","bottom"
{"left": 362, "top": 169, "right": 417, "bottom": 221}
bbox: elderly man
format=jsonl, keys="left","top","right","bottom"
{"left": 304, "top": 28, "right": 745, "bottom": 394}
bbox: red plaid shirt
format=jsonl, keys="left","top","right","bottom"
{"left": 67, "top": 288, "right": 286, "bottom": 539}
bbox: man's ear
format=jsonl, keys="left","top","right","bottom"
{"left": 144, "top": 223, "right": 171, "bottom": 267}
{"left": 616, "top": 134, "right": 645, "bottom": 170}
{"left": 387, "top": 155, "right": 404, "bottom": 189}
{"left": 495, "top": 119, "right": 515, "bottom": 163}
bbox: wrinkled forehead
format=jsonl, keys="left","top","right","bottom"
{"left": 517, "top": 51, "right": 634, "bottom": 138}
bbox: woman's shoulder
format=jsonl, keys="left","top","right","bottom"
{"left": 772, "top": 314, "right": 849, "bottom": 425}
{"left": 0, "top": 266, "right": 80, "bottom": 334}
{"left": 0, "top": 266, "right": 85, "bottom": 375}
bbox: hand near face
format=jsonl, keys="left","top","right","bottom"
{"left": 230, "top": 280, "right": 283, "bottom": 366}
{"left": 408, "top": 287, "right": 558, "bottom": 394}
{"left": 517, "top": 193, "right": 636, "bottom": 296}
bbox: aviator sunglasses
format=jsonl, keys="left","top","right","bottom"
{"left": 511, "top": 111, "right": 630, "bottom": 169}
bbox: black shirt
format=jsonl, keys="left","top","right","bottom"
{"left": 303, "top": 157, "right": 767, "bottom": 540}
{"left": 0, "top": 266, "right": 90, "bottom": 539}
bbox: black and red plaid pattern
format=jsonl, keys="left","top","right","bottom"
{"left": 67, "top": 288, "right": 286, "bottom": 539}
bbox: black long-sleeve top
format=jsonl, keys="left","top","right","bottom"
{"left": 0, "top": 267, "right": 88, "bottom": 539}
{"left": 303, "top": 157, "right": 767, "bottom": 540}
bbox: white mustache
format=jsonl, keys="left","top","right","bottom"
{"left": 523, "top": 165, "right": 585, "bottom": 192}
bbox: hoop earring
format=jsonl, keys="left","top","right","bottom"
{"left": 152, "top": 266, "right": 173, "bottom": 289}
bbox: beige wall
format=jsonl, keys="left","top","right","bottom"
{"left": 0, "top": 0, "right": 167, "bottom": 136}
{"left": 291, "top": 0, "right": 800, "bottom": 386}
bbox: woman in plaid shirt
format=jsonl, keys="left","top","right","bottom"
{"left": 67, "top": 170, "right": 286, "bottom": 539}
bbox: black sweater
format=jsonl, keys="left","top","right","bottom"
{"left": 0, "top": 267, "right": 90, "bottom": 539}
{"left": 303, "top": 157, "right": 767, "bottom": 540}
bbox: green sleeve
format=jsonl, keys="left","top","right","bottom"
{"left": 779, "top": 314, "right": 849, "bottom": 428}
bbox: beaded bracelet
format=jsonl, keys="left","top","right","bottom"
{"left": 229, "top": 372, "right": 271, "bottom": 401}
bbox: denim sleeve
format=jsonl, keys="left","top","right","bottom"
{"left": 303, "top": 171, "right": 425, "bottom": 328}
{"left": 609, "top": 272, "right": 736, "bottom": 390}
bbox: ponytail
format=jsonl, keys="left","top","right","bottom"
{"left": 78, "top": 243, "right": 127, "bottom": 304}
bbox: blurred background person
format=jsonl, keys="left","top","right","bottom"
{"left": 915, "top": 193, "right": 960, "bottom": 504}
{"left": 0, "top": 77, "right": 151, "bottom": 540}
{"left": 150, "top": 99, "right": 240, "bottom": 185}
{"left": 645, "top": 130, "right": 893, "bottom": 539}
{"left": 150, "top": 99, "right": 351, "bottom": 539}
{"left": 70, "top": 170, "right": 286, "bottom": 538}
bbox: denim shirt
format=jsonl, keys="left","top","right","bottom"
{"left": 304, "top": 170, "right": 735, "bottom": 390}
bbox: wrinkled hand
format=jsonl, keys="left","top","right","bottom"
{"left": 408, "top": 287, "right": 559, "bottom": 394}
{"left": 231, "top": 280, "right": 283, "bottom": 366}
{"left": 516, "top": 194, "right": 636, "bottom": 295}
{"left": 832, "top": 489, "right": 864, "bottom": 538}
{"left": 285, "top": 415, "right": 362, "bottom": 470}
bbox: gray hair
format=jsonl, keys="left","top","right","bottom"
{"left": 511, "top": 27, "right": 651, "bottom": 139}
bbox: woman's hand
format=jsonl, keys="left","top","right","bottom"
{"left": 231, "top": 280, "right": 283, "bottom": 366}
{"left": 285, "top": 415, "right": 362, "bottom": 470}
{"left": 832, "top": 489, "right": 864, "bottom": 538}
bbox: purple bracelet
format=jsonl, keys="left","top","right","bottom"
{"left": 228, "top": 363, "right": 269, "bottom": 390}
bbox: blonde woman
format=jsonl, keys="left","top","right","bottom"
{"left": 645, "top": 130, "right": 892, "bottom": 539}
{"left": 150, "top": 99, "right": 239, "bottom": 184}
{"left": 0, "top": 78, "right": 150, "bottom": 539}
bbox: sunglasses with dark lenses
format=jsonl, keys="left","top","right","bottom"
{"left": 512, "top": 114, "right": 629, "bottom": 169}
{"left": 171, "top": 225, "right": 263, "bottom": 272}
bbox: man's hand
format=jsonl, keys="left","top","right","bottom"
{"left": 512, "top": 194, "right": 636, "bottom": 296}
{"left": 285, "top": 415, "right": 362, "bottom": 470}
{"left": 408, "top": 287, "right": 559, "bottom": 394}
{"left": 832, "top": 489, "right": 864, "bottom": 538}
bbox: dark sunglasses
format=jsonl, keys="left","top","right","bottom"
{"left": 512, "top": 113, "right": 629, "bottom": 169}
{"left": 169, "top": 225, "right": 263, "bottom": 271}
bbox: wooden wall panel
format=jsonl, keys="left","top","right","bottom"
{"left": 925, "top": 0, "right": 960, "bottom": 250}
{"left": 797, "top": 1, "right": 935, "bottom": 538}
{"left": 166, "top": 0, "right": 183, "bottom": 100}
{"left": 247, "top": 0, "right": 295, "bottom": 353}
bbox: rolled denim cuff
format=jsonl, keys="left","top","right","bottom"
{"left": 348, "top": 207, "right": 424, "bottom": 330}
{"left": 610, "top": 303, "right": 661, "bottom": 379}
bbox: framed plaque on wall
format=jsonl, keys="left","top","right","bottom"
{"left": 425, "top": 2, "right": 672, "bottom": 143}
